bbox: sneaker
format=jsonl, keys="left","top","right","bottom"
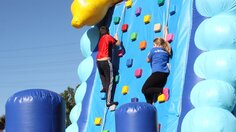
{"left": 157, "top": 94, "right": 165, "bottom": 103}
{"left": 153, "top": 93, "right": 158, "bottom": 103}
{"left": 106, "top": 102, "right": 118, "bottom": 107}
{"left": 100, "top": 88, "right": 106, "bottom": 93}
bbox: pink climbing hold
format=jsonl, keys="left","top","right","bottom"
{"left": 135, "top": 69, "right": 142, "bottom": 78}
{"left": 163, "top": 88, "right": 169, "bottom": 101}
{"left": 166, "top": 33, "right": 174, "bottom": 42}
{"left": 135, "top": 7, "right": 142, "bottom": 16}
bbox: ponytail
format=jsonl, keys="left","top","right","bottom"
{"left": 162, "top": 41, "right": 171, "bottom": 56}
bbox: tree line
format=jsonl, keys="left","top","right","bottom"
{"left": 60, "top": 85, "right": 78, "bottom": 127}
{"left": 0, "top": 115, "right": 5, "bottom": 131}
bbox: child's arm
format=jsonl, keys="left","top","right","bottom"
{"left": 114, "top": 33, "right": 121, "bottom": 46}
{"left": 146, "top": 52, "right": 151, "bottom": 63}
{"left": 146, "top": 58, "right": 151, "bottom": 63}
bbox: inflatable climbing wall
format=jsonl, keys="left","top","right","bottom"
{"left": 67, "top": 0, "right": 236, "bottom": 132}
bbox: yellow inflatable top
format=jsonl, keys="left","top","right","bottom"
{"left": 71, "top": 0, "right": 122, "bottom": 28}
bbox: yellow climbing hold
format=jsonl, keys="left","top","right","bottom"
{"left": 144, "top": 15, "right": 151, "bottom": 24}
{"left": 125, "top": 0, "right": 132, "bottom": 8}
{"left": 94, "top": 117, "right": 102, "bottom": 125}
{"left": 122, "top": 86, "right": 129, "bottom": 94}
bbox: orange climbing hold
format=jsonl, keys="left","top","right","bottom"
{"left": 139, "top": 41, "right": 147, "bottom": 50}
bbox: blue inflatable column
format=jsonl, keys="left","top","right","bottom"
{"left": 115, "top": 99, "right": 157, "bottom": 132}
{"left": 6, "top": 89, "right": 65, "bottom": 132}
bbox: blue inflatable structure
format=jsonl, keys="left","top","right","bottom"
{"left": 5, "top": 0, "right": 236, "bottom": 132}
{"left": 66, "top": 0, "right": 236, "bottom": 132}
{"left": 6, "top": 89, "right": 65, "bottom": 132}
{"left": 115, "top": 101, "right": 157, "bottom": 132}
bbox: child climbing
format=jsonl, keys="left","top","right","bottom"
{"left": 96, "top": 26, "right": 121, "bottom": 107}
{"left": 141, "top": 26, "right": 171, "bottom": 104}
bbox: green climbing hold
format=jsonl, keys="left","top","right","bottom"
{"left": 158, "top": 0, "right": 165, "bottom": 6}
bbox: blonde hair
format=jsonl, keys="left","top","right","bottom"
{"left": 153, "top": 38, "right": 171, "bottom": 55}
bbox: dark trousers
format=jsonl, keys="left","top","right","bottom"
{"left": 142, "top": 72, "right": 169, "bottom": 104}
{"left": 97, "top": 60, "right": 113, "bottom": 104}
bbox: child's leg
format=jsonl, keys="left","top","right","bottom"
{"left": 143, "top": 86, "right": 162, "bottom": 104}
{"left": 142, "top": 72, "right": 169, "bottom": 103}
{"left": 97, "top": 61, "right": 107, "bottom": 92}
{"left": 142, "top": 74, "right": 153, "bottom": 93}
{"left": 144, "top": 93, "right": 154, "bottom": 104}
{"left": 102, "top": 60, "right": 116, "bottom": 106}
{"left": 144, "top": 87, "right": 163, "bottom": 95}
{"left": 142, "top": 73, "right": 157, "bottom": 104}
{"left": 152, "top": 72, "right": 169, "bottom": 102}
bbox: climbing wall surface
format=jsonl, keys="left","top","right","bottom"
{"left": 67, "top": 0, "right": 193, "bottom": 132}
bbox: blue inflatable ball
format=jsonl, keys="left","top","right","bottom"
{"left": 182, "top": 107, "right": 236, "bottom": 132}
{"left": 191, "top": 80, "right": 236, "bottom": 111}
{"left": 69, "top": 105, "right": 81, "bottom": 123}
{"left": 196, "top": 0, "right": 236, "bottom": 17}
{"left": 74, "top": 82, "right": 87, "bottom": 104}
{"left": 115, "top": 102, "right": 157, "bottom": 132}
{"left": 194, "top": 49, "right": 236, "bottom": 87}
{"left": 195, "top": 15, "right": 236, "bottom": 51}
{"left": 80, "top": 26, "right": 99, "bottom": 57}
{"left": 77, "top": 56, "right": 94, "bottom": 82}
{"left": 66, "top": 123, "right": 78, "bottom": 132}
{"left": 6, "top": 89, "right": 65, "bottom": 132}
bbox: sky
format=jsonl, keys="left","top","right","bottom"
{"left": 0, "top": 0, "right": 89, "bottom": 115}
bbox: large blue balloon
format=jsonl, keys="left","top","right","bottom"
{"left": 195, "top": 0, "right": 236, "bottom": 17}
{"left": 70, "top": 82, "right": 87, "bottom": 124}
{"left": 69, "top": 105, "right": 81, "bottom": 123}
{"left": 115, "top": 102, "right": 157, "bottom": 132}
{"left": 6, "top": 89, "right": 65, "bottom": 132}
{"left": 74, "top": 82, "right": 87, "bottom": 104}
{"left": 191, "top": 79, "right": 236, "bottom": 111}
{"left": 182, "top": 107, "right": 236, "bottom": 132}
{"left": 66, "top": 123, "right": 79, "bottom": 132}
{"left": 77, "top": 56, "right": 94, "bottom": 82}
{"left": 194, "top": 50, "right": 236, "bottom": 87}
{"left": 195, "top": 15, "right": 236, "bottom": 51}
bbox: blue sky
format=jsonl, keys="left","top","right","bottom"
{"left": 0, "top": 0, "right": 88, "bottom": 115}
